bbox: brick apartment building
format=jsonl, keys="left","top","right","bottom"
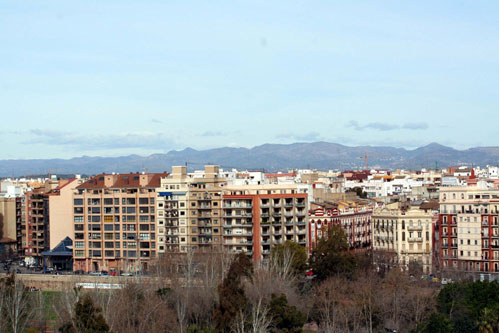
{"left": 438, "top": 185, "right": 499, "bottom": 273}
{"left": 222, "top": 184, "right": 308, "bottom": 262}
{"left": 72, "top": 172, "right": 167, "bottom": 273}
{"left": 308, "top": 200, "right": 373, "bottom": 254}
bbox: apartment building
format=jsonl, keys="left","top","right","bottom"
{"left": 22, "top": 179, "right": 64, "bottom": 261}
{"left": 308, "top": 200, "right": 373, "bottom": 254}
{"left": 72, "top": 172, "right": 167, "bottom": 273}
{"left": 222, "top": 184, "right": 308, "bottom": 262}
{"left": 47, "top": 178, "right": 84, "bottom": 249}
{"left": 438, "top": 185, "right": 499, "bottom": 273}
{"left": 0, "top": 197, "right": 20, "bottom": 254}
{"left": 373, "top": 202, "right": 434, "bottom": 273}
{"left": 156, "top": 166, "right": 225, "bottom": 254}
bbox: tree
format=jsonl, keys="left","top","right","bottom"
{"left": 0, "top": 274, "right": 34, "bottom": 333}
{"left": 268, "top": 293, "right": 306, "bottom": 333}
{"left": 421, "top": 313, "right": 454, "bottom": 333}
{"left": 308, "top": 225, "right": 357, "bottom": 281}
{"left": 270, "top": 241, "right": 307, "bottom": 277}
{"left": 214, "top": 253, "right": 253, "bottom": 332}
{"left": 477, "top": 306, "right": 499, "bottom": 333}
{"left": 59, "top": 293, "right": 110, "bottom": 332}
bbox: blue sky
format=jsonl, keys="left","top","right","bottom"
{"left": 1, "top": 1, "right": 498, "bottom": 159}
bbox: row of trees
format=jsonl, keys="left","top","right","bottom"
{"left": 2, "top": 225, "right": 498, "bottom": 332}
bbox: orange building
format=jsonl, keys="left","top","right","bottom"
{"left": 72, "top": 172, "right": 167, "bottom": 273}
{"left": 222, "top": 185, "right": 308, "bottom": 262}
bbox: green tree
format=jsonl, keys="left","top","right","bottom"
{"left": 271, "top": 241, "right": 307, "bottom": 275}
{"left": 214, "top": 253, "right": 253, "bottom": 332}
{"left": 420, "top": 313, "right": 454, "bottom": 333}
{"left": 268, "top": 293, "right": 306, "bottom": 333}
{"left": 308, "top": 225, "right": 357, "bottom": 281}
{"left": 59, "top": 293, "right": 110, "bottom": 332}
{"left": 477, "top": 306, "right": 499, "bottom": 333}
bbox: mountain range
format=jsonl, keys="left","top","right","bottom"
{"left": 1, "top": 142, "right": 499, "bottom": 177}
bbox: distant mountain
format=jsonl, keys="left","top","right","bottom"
{"left": 0, "top": 142, "right": 498, "bottom": 177}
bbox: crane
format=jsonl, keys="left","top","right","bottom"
{"left": 358, "top": 153, "right": 391, "bottom": 170}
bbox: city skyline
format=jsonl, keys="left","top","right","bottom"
{"left": 1, "top": 1, "right": 499, "bottom": 159}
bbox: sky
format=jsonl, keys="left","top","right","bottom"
{"left": 1, "top": 1, "right": 498, "bottom": 159}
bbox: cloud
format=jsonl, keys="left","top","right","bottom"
{"left": 347, "top": 121, "right": 428, "bottom": 131}
{"left": 200, "top": 131, "right": 228, "bottom": 137}
{"left": 402, "top": 122, "right": 429, "bottom": 130}
{"left": 151, "top": 118, "right": 163, "bottom": 124}
{"left": 27, "top": 129, "right": 175, "bottom": 150}
{"left": 276, "top": 131, "right": 323, "bottom": 142}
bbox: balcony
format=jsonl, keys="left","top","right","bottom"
{"left": 223, "top": 213, "right": 253, "bottom": 218}
{"left": 408, "top": 237, "right": 423, "bottom": 242}
{"left": 408, "top": 226, "right": 423, "bottom": 231}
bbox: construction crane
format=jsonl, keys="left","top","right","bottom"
{"left": 358, "top": 153, "right": 391, "bottom": 170}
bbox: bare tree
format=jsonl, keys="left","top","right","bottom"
{"left": 1, "top": 274, "right": 33, "bottom": 333}
{"left": 249, "top": 297, "right": 272, "bottom": 333}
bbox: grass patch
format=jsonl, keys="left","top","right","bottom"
{"left": 40, "top": 290, "right": 61, "bottom": 321}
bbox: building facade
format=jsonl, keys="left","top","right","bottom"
{"left": 222, "top": 184, "right": 308, "bottom": 262}
{"left": 373, "top": 203, "right": 434, "bottom": 273}
{"left": 156, "top": 166, "right": 225, "bottom": 254}
{"left": 73, "top": 172, "right": 167, "bottom": 273}
{"left": 438, "top": 186, "right": 499, "bottom": 273}
{"left": 308, "top": 200, "right": 373, "bottom": 254}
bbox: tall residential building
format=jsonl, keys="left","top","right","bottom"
{"left": 308, "top": 200, "right": 373, "bottom": 254}
{"left": 0, "top": 197, "right": 19, "bottom": 254}
{"left": 23, "top": 179, "right": 60, "bottom": 262}
{"left": 373, "top": 202, "right": 434, "bottom": 273}
{"left": 73, "top": 172, "right": 167, "bottom": 273}
{"left": 156, "top": 166, "right": 225, "bottom": 254}
{"left": 438, "top": 185, "right": 499, "bottom": 273}
{"left": 222, "top": 184, "right": 308, "bottom": 262}
{"left": 47, "top": 178, "right": 84, "bottom": 249}
{"left": 16, "top": 197, "right": 24, "bottom": 256}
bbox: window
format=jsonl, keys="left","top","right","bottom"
{"left": 104, "top": 224, "right": 113, "bottom": 231}
{"left": 104, "top": 198, "right": 113, "bottom": 205}
{"left": 74, "top": 199, "right": 83, "bottom": 205}
{"left": 75, "top": 241, "right": 84, "bottom": 248}
{"left": 74, "top": 216, "right": 84, "bottom": 223}
{"left": 75, "top": 250, "right": 84, "bottom": 257}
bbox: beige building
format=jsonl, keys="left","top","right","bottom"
{"left": 73, "top": 172, "right": 167, "bottom": 273}
{"left": 47, "top": 178, "right": 84, "bottom": 250}
{"left": 156, "top": 166, "right": 225, "bottom": 254}
{"left": 0, "top": 197, "right": 19, "bottom": 254}
{"left": 373, "top": 202, "right": 434, "bottom": 273}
